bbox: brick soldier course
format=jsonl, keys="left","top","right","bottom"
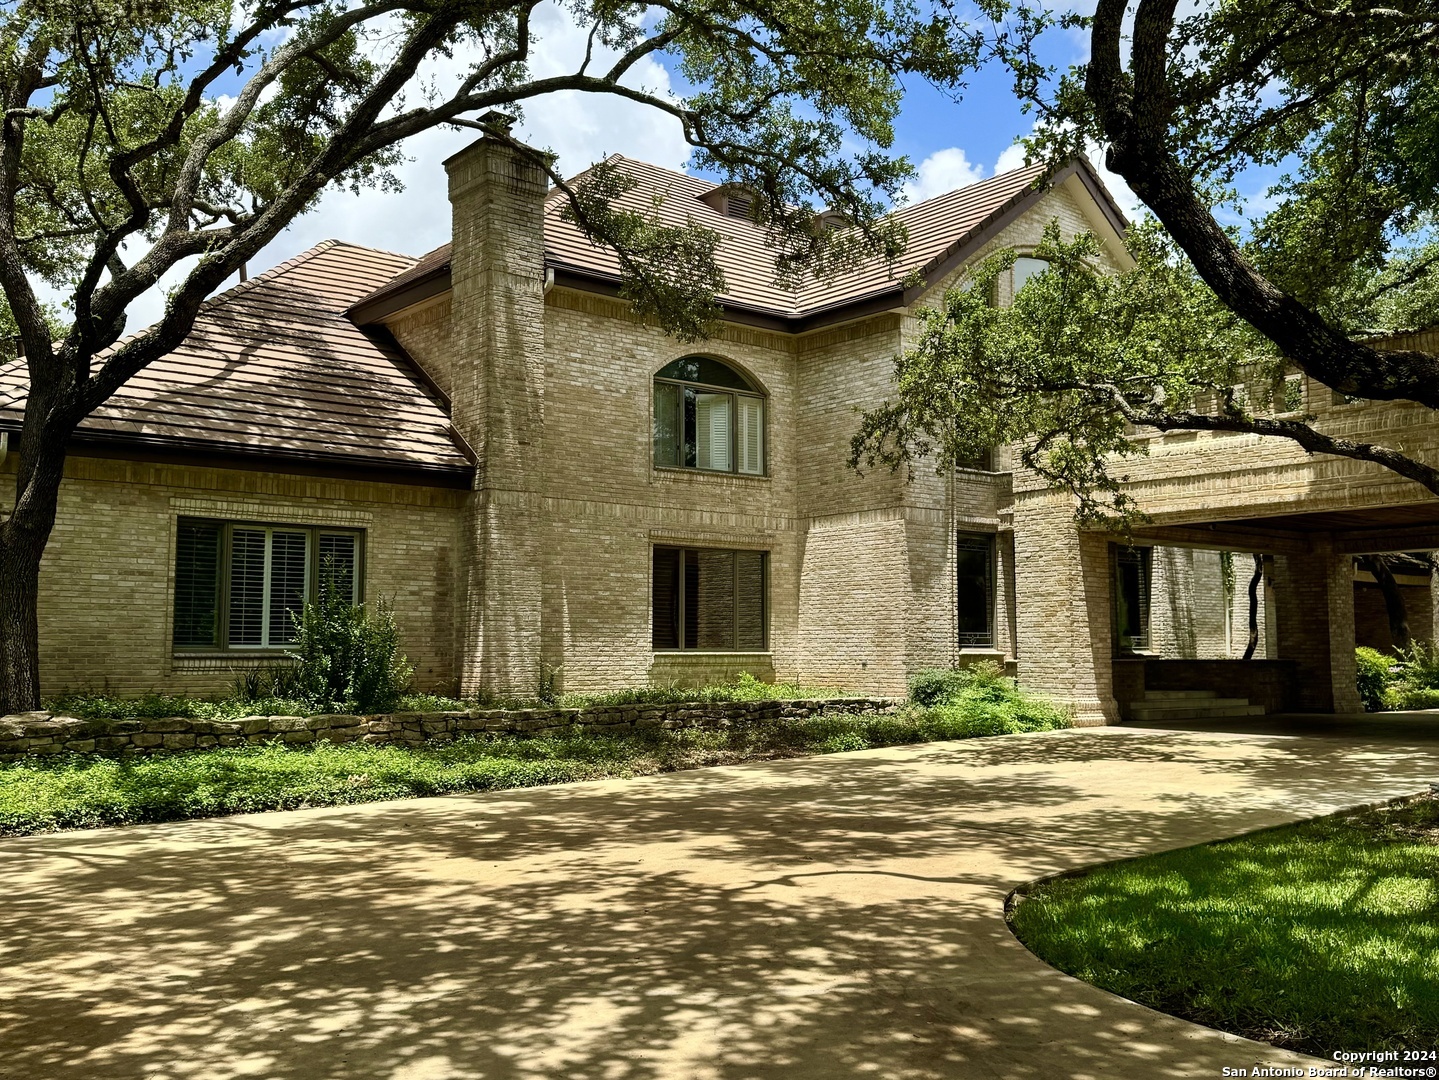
{"left": 2, "top": 130, "right": 1431, "bottom": 720}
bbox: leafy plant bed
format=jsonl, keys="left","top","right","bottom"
{"left": 40, "top": 674, "right": 851, "bottom": 721}
{"left": 0, "top": 704, "right": 1068, "bottom": 836}
{"left": 1008, "top": 794, "right": 1439, "bottom": 1057}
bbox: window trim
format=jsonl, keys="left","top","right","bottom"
{"left": 651, "top": 544, "right": 769, "bottom": 653}
{"left": 652, "top": 358, "right": 768, "bottom": 477}
{"left": 172, "top": 517, "right": 366, "bottom": 653}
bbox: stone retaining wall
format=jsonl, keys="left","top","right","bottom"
{"left": 0, "top": 698, "right": 898, "bottom": 762}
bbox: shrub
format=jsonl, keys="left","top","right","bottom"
{"left": 1397, "top": 641, "right": 1439, "bottom": 691}
{"left": 288, "top": 590, "right": 413, "bottom": 714}
{"left": 908, "top": 662, "right": 1070, "bottom": 732}
{"left": 908, "top": 667, "right": 975, "bottom": 706}
{"left": 1382, "top": 686, "right": 1439, "bottom": 711}
{"left": 1354, "top": 647, "right": 1397, "bottom": 712}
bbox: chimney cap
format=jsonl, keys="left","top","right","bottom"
{"left": 478, "top": 110, "right": 516, "bottom": 135}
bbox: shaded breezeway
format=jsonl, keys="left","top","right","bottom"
{"left": 1, "top": 727, "right": 1436, "bottom": 1080}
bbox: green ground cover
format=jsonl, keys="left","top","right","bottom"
{"left": 2, "top": 665, "right": 1069, "bottom": 836}
{"left": 42, "top": 673, "right": 855, "bottom": 721}
{"left": 1009, "top": 795, "right": 1439, "bottom": 1057}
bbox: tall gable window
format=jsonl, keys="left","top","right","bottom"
{"left": 653, "top": 356, "right": 765, "bottom": 475}
{"left": 173, "top": 519, "right": 362, "bottom": 650}
{"left": 1011, "top": 256, "right": 1050, "bottom": 297}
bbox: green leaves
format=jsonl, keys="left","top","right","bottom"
{"left": 851, "top": 220, "right": 1270, "bottom": 524}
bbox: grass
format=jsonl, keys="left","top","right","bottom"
{"left": 1009, "top": 794, "right": 1439, "bottom": 1057}
{"left": 40, "top": 674, "right": 861, "bottom": 721}
{"left": 0, "top": 697, "right": 1069, "bottom": 836}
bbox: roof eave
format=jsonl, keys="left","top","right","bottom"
{"left": 347, "top": 264, "right": 452, "bottom": 324}
{"left": 0, "top": 419, "right": 474, "bottom": 488}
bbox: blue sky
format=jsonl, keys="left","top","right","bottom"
{"left": 115, "top": 4, "right": 1129, "bottom": 327}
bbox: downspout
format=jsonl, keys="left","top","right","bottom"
{"left": 0, "top": 431, "right": 8, "bottom": 469}
{"left": 949, "top": 464, "right": 957, "bottom": 668}
{"left": 543, "top": 267, "right": 555, "bottom": 294}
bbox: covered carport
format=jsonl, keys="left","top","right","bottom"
{"left": 1122, "top": 503, "right": 1439, "bottom": 719}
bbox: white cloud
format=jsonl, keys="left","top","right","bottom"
{"left": 82, "top": 0, "right": 691, "bottom": 332}
{"left": 994, "top": 142, "right": 1030, "bottom": 175}
{"left": 900, "top": 147, "right": 985, "bottom": 205}
{"left": 992, "top": 131, "right": 1145, "bottom": 222}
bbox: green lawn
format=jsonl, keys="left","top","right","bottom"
{"left": 0, "top": 701, "right": 1067, "bottom": 836}
{"left": 1009, "top": 795, "right": 1439, "bottom": 1057}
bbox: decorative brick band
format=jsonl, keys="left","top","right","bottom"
{"left": 0, "top": 698, "right": 898, "bottom": 762}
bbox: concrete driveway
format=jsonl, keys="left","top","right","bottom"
{"left": 1, "top": 726, "right": 1435, "bottom": 1080}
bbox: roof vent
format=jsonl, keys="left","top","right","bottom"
{"left": 813, "top": 209, "right": 849, "bottom": 232}
{"left": 699, "top": 185, "right": 760, "bottom": 221}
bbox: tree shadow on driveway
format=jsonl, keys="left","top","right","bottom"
{"left": 1, "top": 727, "right": 1433, "bottom": 1080}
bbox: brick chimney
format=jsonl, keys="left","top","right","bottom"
{"left": 444, "top": 119, "right": 549, "bottom": 697}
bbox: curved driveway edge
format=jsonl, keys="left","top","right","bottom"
{"left": 1, "top": 726, "right": 1434, "bottom": 1079}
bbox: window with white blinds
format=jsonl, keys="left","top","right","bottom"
{"left": 172, "top": 519, "right": 363, "bottom": 651}
{"left": 653, "top": 356, "right": 765, "bottom": 475}
{"left": 652, "top": 546, "right": 768, "bottom": 651}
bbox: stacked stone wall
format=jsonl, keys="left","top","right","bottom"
{"left": 0, "top": 697, "right": 897, "bottom": 762}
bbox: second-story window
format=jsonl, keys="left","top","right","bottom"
{"left": 1011, "top": 256, "right": 1050, "bottom": 296}
{"left": 653, "top": 356, "right": 765, "bottom": 475}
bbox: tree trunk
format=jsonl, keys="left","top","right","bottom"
{"left": 1242, "top": 553, "right": 1262, "bottom": 660}
{"left": 0, "top": 439, "right": 66, "bottom": 715}
{"left": 1361, "top": 554, "right": 1411, "bottom": 651}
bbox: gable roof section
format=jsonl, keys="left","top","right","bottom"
{"left": 348, "top": 155, "right": 1127, "bottom": 330}
{"left": 0, "top": 241, "right": 473, "bottom": 484}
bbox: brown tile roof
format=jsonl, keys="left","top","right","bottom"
{"left": 0, "top": 241, "right": 472, "bottom": 481}
{"left": 350, "top": 155, "right": 1118, "bottom": 326}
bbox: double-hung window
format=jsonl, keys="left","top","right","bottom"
{"left": 652, "top": 546, "right": 767, "bottom": 651}
{"left": 173, "top": 518, "right": 363, "bottom": 650}
{"left": 653, "top": 356, "right": 765, "bottom": 475}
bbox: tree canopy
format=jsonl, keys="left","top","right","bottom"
{"left": 855, "top": 0, "right": 1439, "bottom": 520}
{"left": 0, "top": 0, "right": 984, "bottom": 711}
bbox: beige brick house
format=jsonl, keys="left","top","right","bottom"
{"left": 5, "top": 131, "right": 1432, "bottom": 719}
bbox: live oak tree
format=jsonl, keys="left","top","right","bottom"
{"left": 0, "top": 0, "right": 987, "bottom": 713}
{"left": 854, "top": 0, "right": 1439, "bottom": 523}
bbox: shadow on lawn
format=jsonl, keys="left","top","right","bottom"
{"left": 0, "top": 727, "right": 1435, "bottom": 1080}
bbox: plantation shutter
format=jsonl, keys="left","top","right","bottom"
{"left": 267, "top": 530, "right": 309, "bottom": 645}
{"left": 735, "top": 550, "right": 766, "bottom": 649}
{"left": 228, "top": 528, "right": 267, "bottom": 646}
{"left": 695, "top": 392, "right": 731, "bottom": 471}
{"left": 173, "top": 521, "right": 222, "bottom": 647}
{"left": 737, "top": 396, "right": 763, "bottom": 475}
{"left": 318, "top": 532, "right": 359, "bottom": 604}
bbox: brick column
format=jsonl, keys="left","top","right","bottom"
{"left": 1272, "top": 543, "right": 1361, "bottom": 712}
{"left": 1011, "top": 494, "right": 1119, "bottom": 725}
{"left": 445, "top": 128, "right": 548, "bottom": 697}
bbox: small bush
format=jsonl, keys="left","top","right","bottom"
{"left": 1381, "top": 685, "right": 1439, "bottom": 711}
{"left": 288, "top": 591, "right": 413, "bottom": 714}
{"left": 1354, "top": 647, "right": 1397, "bottom": 712}
{"left": 909, "top": 662, "right": 1008, "bottom": 707}
{"left": 1397, "top": 641, "right": 1439, "bottom": 690}
{"left": 907, "top": 662, "right": 1070, "bottom": 732}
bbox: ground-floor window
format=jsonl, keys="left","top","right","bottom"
{"left": 956, "top": 532, "right": 995, "bottom": 647}
{"left": 652, "top": 546, "right": 767, "bottom": 651}
{"left": 173, "top": 519, "right": 363, "bottom": 650}
{"left": 1115, "top": 545, "right": 1152, "bottom": 651}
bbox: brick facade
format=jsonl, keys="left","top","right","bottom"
{"left": 8, "top": 136, "right": 1424, "bottom": 716}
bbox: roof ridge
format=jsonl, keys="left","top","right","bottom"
{"left": 326, "top": 238, "right": 424, "bottom": 263}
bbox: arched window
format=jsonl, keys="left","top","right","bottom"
{"left": 1011, "top": 255, "right": 1050, "bottom": 296}
{"left": 653, "top": 356, "right": 765, "bottom": 475}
